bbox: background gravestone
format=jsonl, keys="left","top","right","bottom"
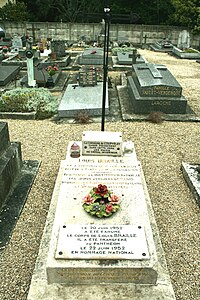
{"left": 11, "top": 35, "right": 23, "bottom": 51}
{"left": 177, "top": 30, "right": 190, "bottom": 49}
{"left": 78, "top": 48, "right": 104, "bottom": 65}
{"left": 51, "top": 40, "right": 66, "bottom": 57}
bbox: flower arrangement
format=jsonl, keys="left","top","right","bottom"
{"left": 46, "top": 64, "right": 58, "bottom": 76}
{"left": 82, "top": 184, "right": 120, "bottom": 218}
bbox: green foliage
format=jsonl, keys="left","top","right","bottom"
{"left": 0, "top": 1, "right": 28, "bottom": 21}
{"left": 170, "top": 0, "right": 200, "bottom": 33}
{"left": 0, "top": 88, "right": 58, "bottom": 119}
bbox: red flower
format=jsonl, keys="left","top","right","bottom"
{"left": 94, "top": 184, "right": 108, "bottom": 197}
{"left": 110, "top": 194, "right": 120, "bottom": 204}
{"left": 83, "top": 194, "right": 94, "bottom": 204}
{"left": 106, "top": 203, "right": 113, "bottom": 213}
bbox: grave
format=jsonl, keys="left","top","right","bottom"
{"left": 27, "top": 131, "right": 176, "bottom": 299}
{"left": 127, "top": 63, "right": 187, "bottom": 114}
{"left": 116, "top": 50, "right": 146, "bottom": 65}
{"left": 11, "top": 35, "right": 23, "bottom": 52}
{"left": 150, "top": 38, "right": 173, "bottom": 52}
{"left": 172, "top": 30, "right": 200, "bottom": 59}
{"left": 177, "top": 30, "right": 190, "bottom": 50}
{"left": 78, "top": 48, "right": 104, "bottom": 65}
{"left": 20, "top": 67, "right": 62, "bottom": 88}
{"left": 181, "top": 162, "right": 200, "bottom": 207}
{"left": 0, "top": 122, "right": 40, "bottom": 250}
{"left": 172, "top": 46, "right": 200, "bottom": 59}
{"left": 0, "top": 65, "right": 20, "bottom": 86}
{"left": 51, "top": 40, "right": 66, "bottom": 57}
{"left": 58, "top": 70, "right": 109, "bottom": 117}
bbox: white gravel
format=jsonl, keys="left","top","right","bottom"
{"left": 0, "top": 49, "right": 200, "bottom": 300}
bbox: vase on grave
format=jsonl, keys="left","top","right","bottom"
{"left": 46, "top": 75, "right": 54, "bottom": 88}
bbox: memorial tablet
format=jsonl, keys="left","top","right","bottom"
{"left": 55, "top": 224, "right": 150, "bottom": 260}
{"left": 82, "top": 131, "right": 122, "bottom": 156}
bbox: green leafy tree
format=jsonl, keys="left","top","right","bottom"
{"left": 0, "top": 1, "right": 28, "bottom": 21}
{"left": 170, "top": 0, "right": 200, "bottom": 33}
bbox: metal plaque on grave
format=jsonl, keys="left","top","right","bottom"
{"left": 55, "top": 224, "right": 149, "bottom": 260}
{"left": 82, "top": 131, "right": 122, "bottom": 156}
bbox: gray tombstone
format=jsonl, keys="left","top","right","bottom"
{"left": 78, "top": 48, "right": 104, "bottom": 65}
{"left": 12, "top": 35, "right": 23, "bottom": 51}
{"left": 127, "top": 63, "right": 187, "bottom": 114}
{"left": 51, "top": 40, "right": 66, "bottom": 57}
{"left": 177, "top": 30, "right": 190, "bottom": 50}
{"left": 0, "top": 65, "right": 20, "bottom": 86}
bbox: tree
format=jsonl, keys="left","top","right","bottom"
{"left": 0, "top": 1, "right": 28, "bottom": 22}
{"left": 170, "top": 0, "right": 200, "bottom": 33}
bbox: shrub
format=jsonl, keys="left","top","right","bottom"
{"left": 0, "top": 88, "right": 58, "bottom": 119}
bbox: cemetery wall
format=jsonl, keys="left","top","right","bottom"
{"left": 1, "top": 21, "right": 200, "bottom": 48}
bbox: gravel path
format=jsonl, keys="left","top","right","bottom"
{"left": 0, "top": 50, "right": 200, "bottom": 300}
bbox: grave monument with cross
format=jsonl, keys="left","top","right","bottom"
{"left": 127, "top": 62, "right": 187, "bottom": 114}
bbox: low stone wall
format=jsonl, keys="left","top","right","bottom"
{"left": 0, "top": 21, "right": 200, "bottom": 49}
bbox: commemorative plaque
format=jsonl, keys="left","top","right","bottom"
{"left": 55, "top": 224, "right": 149, "bottom": 260}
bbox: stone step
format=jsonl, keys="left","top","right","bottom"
{"left": 0, "top": 122, "right": 10, "bottom": 156}
{"left": 0, "top": 142, "right": 22, "bottom": 209}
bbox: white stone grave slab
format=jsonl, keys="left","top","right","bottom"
{"left": 28, "top": 154, "right": 176, "bottom": 300}
{"left": 46, "top": 151, "right": 158, "bottom": 285}
{"left": 58, "top": 82, "right": 109, "bottom": 117}
{"left": 56, "top": 224, "right": 149, "bottom": 260}
{"left": 82, "top": 131, "right": 122, "bottom": 156}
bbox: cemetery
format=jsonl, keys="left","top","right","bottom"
{"left": 0, "top": 24, "right": 199, "bottom": 300}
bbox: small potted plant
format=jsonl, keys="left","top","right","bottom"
{"left": 82, "top": 184, "right": 120, "bottom": 218}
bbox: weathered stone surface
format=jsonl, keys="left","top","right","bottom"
{"left": 27, "top": 156, "right": 176, "bottom": 299}
{"left": 58, "top": 82, "right": 109, "bottom": 117}
{"left": 46, "top": 150, "right": 158, "bottom": 285}
{"left": 181, "top": 162, "right": 200, "bottom": 207}
{"left": 117, "top": 51, "right": 146, "bottom": 65}
{"left": 172, "top": 46, "right": 200, "bottom": 59}
{"left": 0, "top": 65, "right": 20, "bottom": 86}
{"left": 78, "top": 48, "right": 104, "bottom": 65}
{"left": 51, "top": 40, "right": 66, "bottom": 57}
{"left": 0, "top": 122, "right": 10, "bottom": 155}
{"left": 0, "top": 142, "right": 22, "bottom": 209}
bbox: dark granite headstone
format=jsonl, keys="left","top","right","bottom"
{"left": 51, "top": 40, "right": 66, "bottom": 57}
{"left": 0, "top": 65, "right": 20, "bottom": 86}
{"left": 127, "top": 63, "right": 187, "bottom": 114}
{"left": 78, "top": 68, "right": 97, "bottom": 86}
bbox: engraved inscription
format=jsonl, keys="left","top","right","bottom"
{"left": 83, "top": 141, "right": 122, "bottom": 156}
{"left": 141, "top": 85, "right": 180, "bottom": 97}
{"left": 62, "top": 162, "right": 142, "bottom": 189}
{"left": 55, "top": 224, "right": 149, "bottom": 260}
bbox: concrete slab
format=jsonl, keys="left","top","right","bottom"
{"left": 181, "top": 162, "right": 200, "bottom": 207}
{"left": 58, "top": 82, "right": 109, "bottom": 117}
{"left": 0, "top": 65, "right": 20, "bottom": 86}
{"left": 28, "top": 145, "right": 176, "bottom": 299}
